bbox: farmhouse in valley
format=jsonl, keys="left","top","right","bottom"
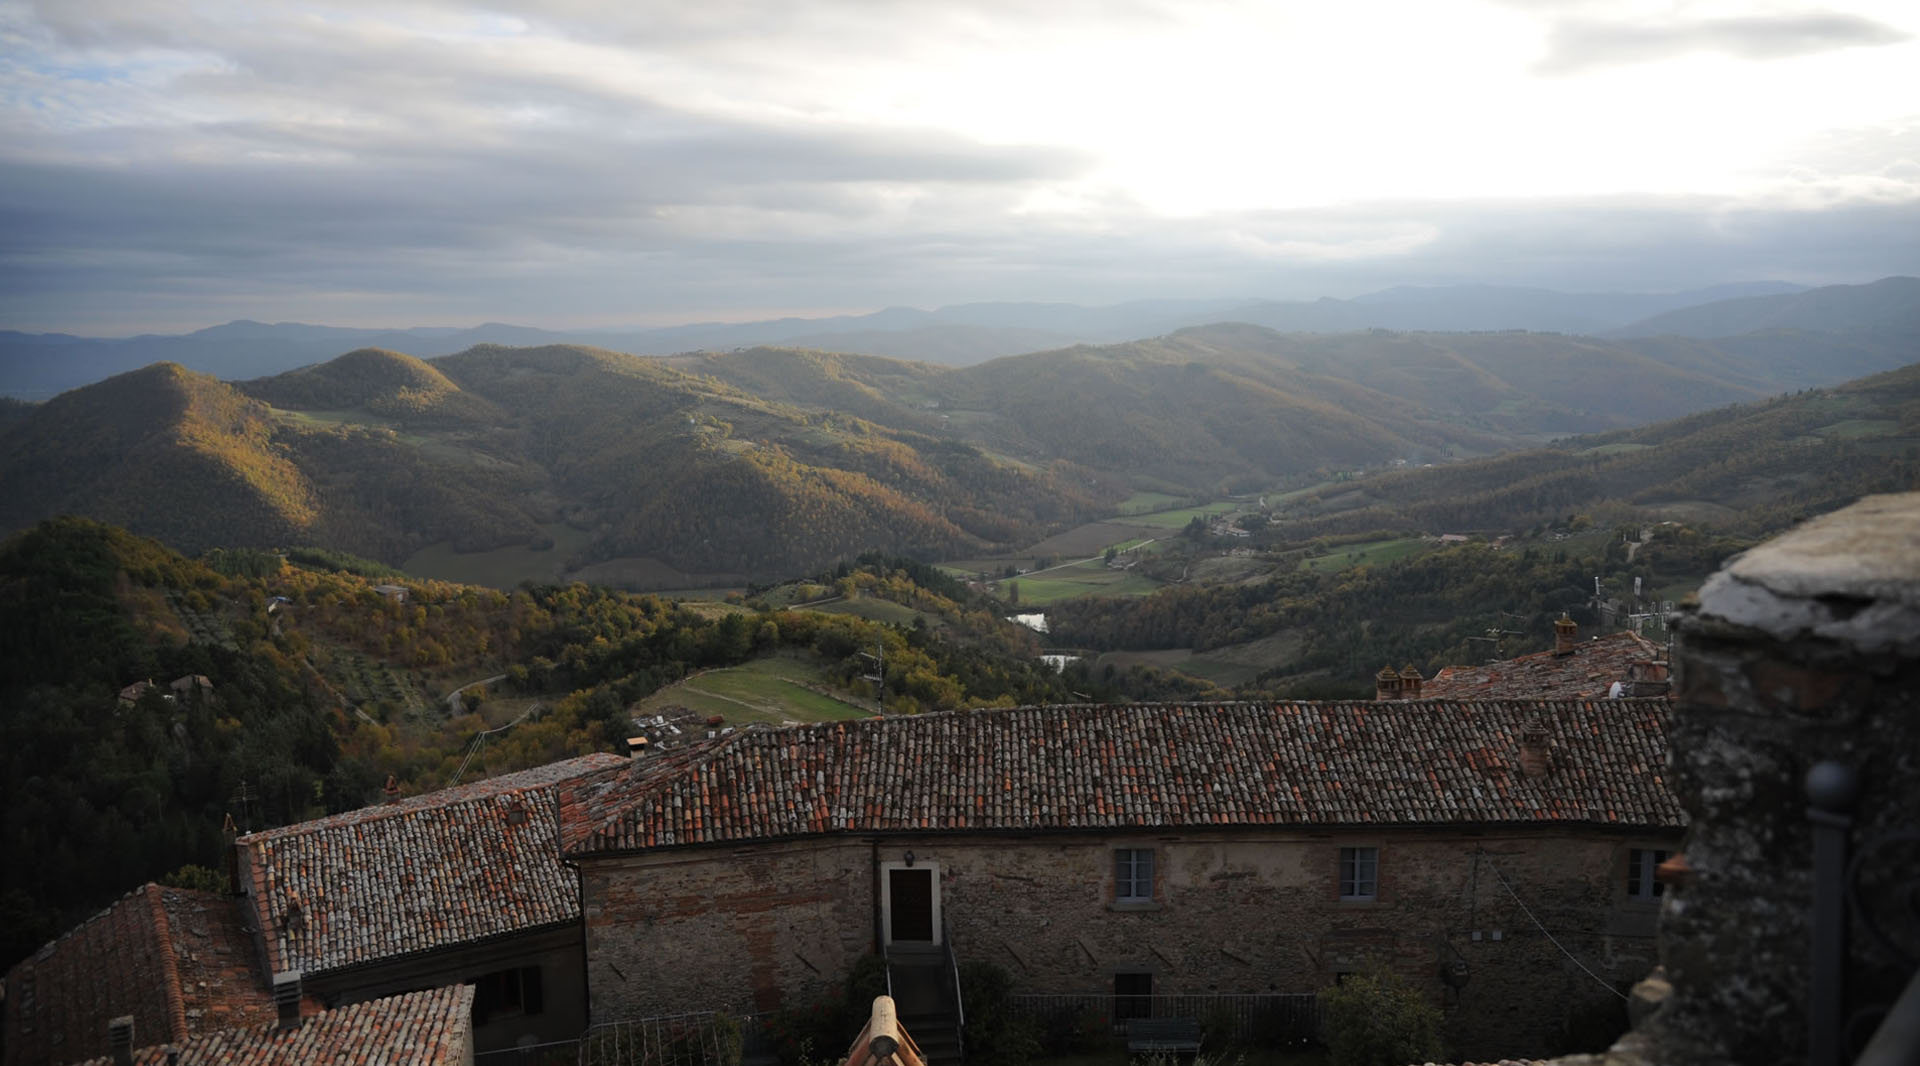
{"left": 558, "top": 698, "right": 1683, "bottom": 1058}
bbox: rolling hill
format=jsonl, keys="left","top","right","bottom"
{"left": 1610, "top": 276, "right": 1920, "bottom": 339}
{"left": 2, "top": 317, "right": 1913, "bottom": 587}
{"left": 10, "top": 278, "right": 1884, "bottom": 400}
{"left": 1266, "top": 361, "right": 1920, "bottom": 539}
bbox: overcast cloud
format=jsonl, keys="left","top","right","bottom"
{"left": 2, "top": 0, "right": 1917, "bottom": 334}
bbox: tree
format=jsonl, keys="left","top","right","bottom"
{"left": 1321, "top": 971, "right": 1446, "bottom": 1066}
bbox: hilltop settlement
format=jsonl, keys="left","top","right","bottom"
{"left": 4, "top": 492, "right": 1919, "bottom": 1066}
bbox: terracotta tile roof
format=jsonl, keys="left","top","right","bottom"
{"left": 239, "top": 753, "right": 624, "bottom": 977}
{"left": 1422, "top": 631, "right": 1665, "bottom": 700}
{"left": 2, "top": 885, "right": 274, "bottom": 1066}
{"left": 73, "top": 985, "right": 474, "bottom": 1066}
{"left": 560, "top": 700, "right": 1683, "bottom": 857}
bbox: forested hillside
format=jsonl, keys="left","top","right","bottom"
{"left": 0, "top": 519, "right": 1091, "bottom": 971}
{"left": 1267, "top": 362, "right": 1920, "bottom": 539}
{"left": 2, "top": 320, "right": 1912, "bottom": 588}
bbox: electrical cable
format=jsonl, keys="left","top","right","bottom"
{"left": 1486, "top": 858, "right": 1630, "bottom": 1001}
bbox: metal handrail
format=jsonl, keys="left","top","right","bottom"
{"left": 943, "top": 916, "right": 965, "bottom": 1062}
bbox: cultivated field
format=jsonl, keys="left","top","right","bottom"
{"left": 632, "top": 657, "right": 871, "bottom": 726}
{"left": 999, "top": 560, "right": 1161, "bottom": 605}
{"left": 1300, "top": 537, "right": 1432, "bottom": 574}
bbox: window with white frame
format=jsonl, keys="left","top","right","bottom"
{"left": 1627, "top": 848, "right": 1669, "bottom": 900}
{"left": 1339, "top": 846, "right": 1378, "bottom": 901}
{"left": 1114, "top": 848, "right": 1154, "bottom": 902}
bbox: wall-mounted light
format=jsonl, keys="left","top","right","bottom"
{"left": 904, "top": 850, "right": 916, "bottom": 867}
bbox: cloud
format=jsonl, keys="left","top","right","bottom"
{"left": 2, "top": 0, "right": 1917, "bottom": 333}
{"left": 1537, "top": 11, "right": 1911, "bottom": 73}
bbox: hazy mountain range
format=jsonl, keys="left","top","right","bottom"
{"left": 1, "top": 306, "right": 1912, "bottom": 584}
{"left": 16, "top": 278, "right": 1910, "bottom": 402}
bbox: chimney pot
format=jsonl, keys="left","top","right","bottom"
{"left": 1398, "top": 664, "right": 1423, "bottom": 699}
{"left": 625, "top": 735, "right": 649, "bottom": 757}
{"left": 1554, "top": 613, "right": 1578, "bottom": 655}
{"left": 382, "top": 775, "right": 400, "bottom": 803}
{"left": 1519, "top": 726, "right": 1552, "bottom": 778}
{"left": 272, "top": 971, "right": 303, "bottom": 1030}
{"left": 109, "top": 1016, "right": 135, "bottom": 1066}
{"left": 1374, "top": 665, "right": 1401, "bottom": 701}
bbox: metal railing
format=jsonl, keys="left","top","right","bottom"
{"left": 476, "top": 1039, "right": 580, "bottom": 1066}
{"left": 942, "top": 917, "right": 965, "bottom": 1063}
{"left": 578, "top": 1011, "right": 750, "bottom": 1066}
{"left": 1008, "top": 993, "right": 1320, "bottom": 1049}
{"left": 1807, "top": 761, "right": 1920, "bottom": 1066}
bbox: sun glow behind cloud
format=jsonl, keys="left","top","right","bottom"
{"left": 2, "top": 0, "right": 1917, "bottom": 331}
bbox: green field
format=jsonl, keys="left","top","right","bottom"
{"left": 1116, "top": 491, "right": 1187, "bottom": 514}
{"left": 998, "top": 561, "right": 1161, "bottom": 605}
{"left": 633, "top": 657, "right": 871, "bottom": 726}
{"left": 1300, "top": 537, "right": 1432, "bottom": 574}
{"left": 1125, "top": 505, "right": 1237, "bottom": 529}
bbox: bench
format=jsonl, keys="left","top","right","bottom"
{"left": 1125, "top": 1017, "right": 1202, "bottom": 1058}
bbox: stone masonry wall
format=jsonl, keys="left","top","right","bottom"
{"left": 1642, "top": 493, "right": 1920, "bottom": 1066}
{"left": 582, "top": 838, "right": 876, "bottom": 1018}
{"left": 583, "top": 825, "right": 1675, "bottom": 1060}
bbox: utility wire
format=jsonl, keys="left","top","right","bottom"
{"left": 448, "top": 703, "right": 542, "bottom": 787}
{"left": 1486, "top": 859, "right": 1630, "bottom": 1001}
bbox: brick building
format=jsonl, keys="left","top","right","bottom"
{"left": 1, "top": 884, "right": 285, "bottom": 1066}
{"left": 72, "top": 986, "right": 474, "bottom": 1066}
{"left": 559, "top": 699, "right": 1684, "bottom": 1059}
{"left": 233, "top": 753, "right": 624, "bottom": 1054}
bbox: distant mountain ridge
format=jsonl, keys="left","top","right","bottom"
{"left": 3, "top": 279, "right": 1856, "bottom": 400}
{"left": 1607, "top": 276, "right": 1920, "bottom": 338}
{"left": 2, "top": 319, "right": 1912, "bottom": 585}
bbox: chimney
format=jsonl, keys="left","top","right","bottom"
{"left": 108, "top": 1016, "right": 135, "bottom": 1066}
{"left": 1553, "top": 613, "right": 1579, "bottom": 655}
{"left": 625, "top": 735, "right": 649, "bottom": 757}
{"left": 272, "top": 971, "right": 303, "bottom": 1030}
{"left": 382, "top": 775, "right": 400, "bottom": 804}
{"left": 1519, "top": 726, "right": 1551, "bottom": 779}
{"left": 165, "top": 1047, "right": 180, "bottom": 1066}
{"left": 1374, "top": 665, "right": 1401, "bottom": 701}
{"left": 1398, "top": 664, "right": 1423, "bottom": 699}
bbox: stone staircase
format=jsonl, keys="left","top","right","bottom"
{"left": 887, "top": 946, "right": 963, "bottom": 1066}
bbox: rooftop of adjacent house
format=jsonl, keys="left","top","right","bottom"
{"left": 1, "top": 884, "right": 278, "bottom": 1066}
{"left": 71, "top": 985, "right": 474, "bottom": 1066}
{"left": 1421, "top": 630, "right": 1665, "bottom": 701}
{"left": 559, "top": 699, "right": 1682, "bottom": 858}
{"left": 237, "top": 752, "right": 624, "bottom": 978}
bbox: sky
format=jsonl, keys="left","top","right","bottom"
{"left": 3, "top": 0, "right": 1918, "bottom": 335}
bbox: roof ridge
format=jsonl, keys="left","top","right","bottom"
{"left": 239, "top": 754, "right": 618, "bottom": 843}
{"left": 569, "top": 729, "right": 758, "bottom": 853}
{"left": 142, "top": 883, "right": 191, "bottom": 1043}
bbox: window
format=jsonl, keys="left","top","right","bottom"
{"left": 1114, "top": 848, "right": 1154, "bottom": 903}
{"left": 471, "top": 966, "right": 544, "bottom": 1026}
{"left": 1114, "top": 971, "right": 1153, "bottom": 1020}
{"left": 1627, "top": 849, "right": 1669, "bottom": 900}
{"left": 1339, "top": 847, "right": 1378, "bottom": 901}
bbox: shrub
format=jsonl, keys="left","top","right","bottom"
{"left": 1321, "top": 972, "right": 1446, "bottom": 1066}
{"left": 959, "top": 961, "right": 1041, "bottom": 1066}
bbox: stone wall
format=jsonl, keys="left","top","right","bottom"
{"left": 581, "top": 826, "right": 1675, "bottom": 1059}
{"left": 1640, "top": 492, "right": 1920, "bottom": 1066}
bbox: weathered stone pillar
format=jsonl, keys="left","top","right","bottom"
{"left": 1646, "top": 493, "right": 1920, "bottom": 1066}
